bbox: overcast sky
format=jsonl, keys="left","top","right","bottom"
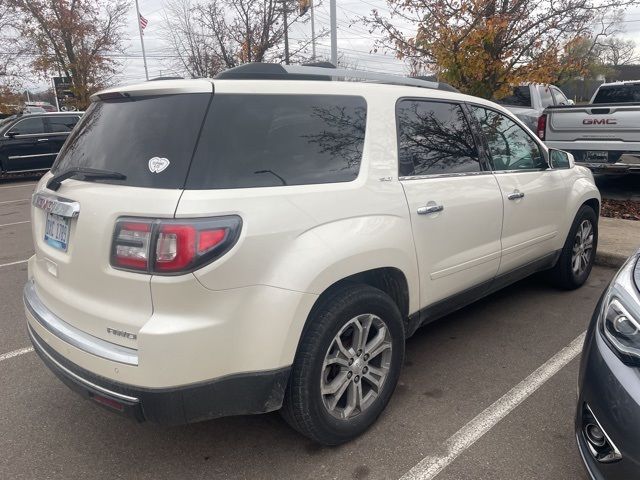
{"left": 27, "top": 0, "right": 640, "bottom": 89}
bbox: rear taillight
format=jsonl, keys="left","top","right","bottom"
{"left": 111, "top": 216, "right": 241, "bottom": 275}
{"left": 113, "top": 221, "right": 152, "bottom": 271}
{"left": 537, "top": 114, "right": 547, "bottom": 140}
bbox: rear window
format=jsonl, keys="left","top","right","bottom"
{"left": 52, "top": 94, "right": 211, "bottom": 189}
{"left": 396, "top": 100, "right": 479, "bottom": 176}
{"left": 46, "top": 115, "right": 80, "bottom": 133}
{"left": 186, "top": 94, "right": 367, "bottom": 189}
{"left": 496, "top": 86, "right": 532, "bottom": 108}
{"left": 593, "top": 84, "right": 640, "bottom": 104}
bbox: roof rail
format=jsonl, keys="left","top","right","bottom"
{"left": 215, "top": 63, "right": 459, "bottom": 93}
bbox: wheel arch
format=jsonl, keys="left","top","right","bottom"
{"left": 284, "top": 266, "right": 413, "bottom": 367}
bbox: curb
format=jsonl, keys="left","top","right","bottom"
{"left": 595, "top": 250, "right": 627, "bottom": 269}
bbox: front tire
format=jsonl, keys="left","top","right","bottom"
{"left": 549, "top": 205, "right": 598, "bottom": 290}
{"left": 281, "top": 284, "right": 405, "bottom": 445}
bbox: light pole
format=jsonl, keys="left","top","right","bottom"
{"left": 310, "top": 0, "right": 316, "bottom": 61}
{"left": 330, "top": 0, "right": 337, "bottom": 66}
{"left": 283, "top": 0, "right": 290, "bottom": 65}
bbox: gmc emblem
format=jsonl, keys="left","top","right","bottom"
{"left": 583, "top": 118, "right": 617, "bottom": 125}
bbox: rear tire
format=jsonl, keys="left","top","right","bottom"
{"left": 281, "top": 284, "right": 404, "bottom": 445}
{"left": 549, "top": 205, "right": 598, "bottom": 290}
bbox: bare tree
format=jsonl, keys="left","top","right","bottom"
{"left": 9, "top": 0, "right": 130, "bottom": 109}
{"left": 598, "top": 37, "right": 638, "bottom": 66}
{"left": 161, "top": 0, "right": 224, "bottom": 78}
{"left": 162, "top": 0, "right": 319, "bottom": 78}
{"left": 0, "top": 4, "right": 24, "bottom": 85}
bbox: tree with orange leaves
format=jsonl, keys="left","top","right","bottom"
{"left": 366, "top": 0, "right": 638, "bottom": 99}
{"left": 9, "top": 0, "right": 129, "bottom": 109}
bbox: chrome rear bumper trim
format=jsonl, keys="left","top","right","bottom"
{"left": 28, "top": 325, "right": 139, "bottom": 403}
{"left": 24, "top": 280, "right": 139, "bottom": 366}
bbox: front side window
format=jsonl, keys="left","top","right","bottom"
{"left": 396, "top": 100, "right": 479, "bottom": 176}
{"left": 8, "top": 117, "right": 45, "bottom": 135}
{"left": 47, "top": 115, "right": 80, "bottom": 133}
{"left": 187, "top": 94, "right": 367, "bottom": 189}
{"left": 471, "top": 106, "right": 546, "bottom": 171}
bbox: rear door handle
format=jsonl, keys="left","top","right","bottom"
{"left": 417, "top": 204, "right": 444, "bottom": 215}
{"left": 507, "top": 190, "right": 525, "bottom": 200}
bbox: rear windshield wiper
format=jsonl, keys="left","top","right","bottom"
{"left": 46, "top": 167, "right": 127, "bottom": 191}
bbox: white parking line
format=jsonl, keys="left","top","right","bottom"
{"left": 400, "top": 332, "right": 586, "bottom": 480}
{"left": 0, "top": 220, "right": 30, "bottom": 228}
{"left": 0, "top": 259, "right": 28, "bottom": 268}
{"left": 0, "top": 183, "right": 36, "bottom": 190}
{"left": 0, "top": 347, "right": 34, "bottom": 363}
{"left": 0, "top": 199, "right": 29, "bottom": 205}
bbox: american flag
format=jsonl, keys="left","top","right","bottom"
{"left": 139, "top": 13, "right": 148, "bottom": 32}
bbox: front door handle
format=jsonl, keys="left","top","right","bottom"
{"left": 37, "top": 138, "right": 50, "bottom": 142}
{"left": 417, "top": 204, "right": 444, "bottom": 215}
{"left": 507, "top": 190, "right": 525, "bottom": 200}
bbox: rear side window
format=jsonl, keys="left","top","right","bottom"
{"left": 396, "top": 100, "right": 479, "bottom": 176}
{"left": 46, "top": 115, "right": 80, "bottom": 133}
{"left": 186, "top": 94, "right": 367, "bottom": 189}
{"left": 496, "top": 86, "right": 532, "bottom": 108}
{"left": 593, "top": 84, "right": 640, "bottom": 104}
{"left": 9, "top": 117, "right": 45, "bottom": 135}
{"left": 53, "top": 94, "right": 211, "bottom": 189}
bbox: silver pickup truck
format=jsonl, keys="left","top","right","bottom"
{"left": 542, "top": 80, "right": 640, "bottom": 174}
{"left": 497, "top": 84, "right": 573, "bottom": 133}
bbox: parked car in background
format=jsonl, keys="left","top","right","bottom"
{"left": 497, "top": 83, "right": 573, "bottom": 133}
{"left": 577, "top": 248, "right": 640, "bottom": 479}
{"left": 0, "top": 112, "right": 82, "bottom": 175}
{"left": 24, "top": 64, "right": 600, "bottom": 446}
{"left": 25, "top": 102, "right": 57, "bottom": 113}
{"left": 543, "top": 80, "right": 640, "bottom": 174}
{"left": 23, "top": 106, "right": 47, "bottom": 114}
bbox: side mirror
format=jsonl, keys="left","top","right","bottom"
{"left": 6, "top": 131, "right": 17, "bottom": 138}
{"left": 549, "top": 149, "right": 574, "bottom": 169}
{"left": 566, "top": 99, "right": 575, "bottom": 106}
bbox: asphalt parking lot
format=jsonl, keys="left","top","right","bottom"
{"left": 0, "top": 176, "right": 616, "bottom": 480}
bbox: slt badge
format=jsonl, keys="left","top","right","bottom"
{"left": 148, "top": 157, "right": 170, "bottom": 173}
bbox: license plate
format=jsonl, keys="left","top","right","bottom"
{"left": 584, "top": 151, "right": 608, "bottom": 163}
{"left": 44, "top": 213, "right": 70, "bottom": 251}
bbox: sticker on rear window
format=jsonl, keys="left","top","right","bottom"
{"left": 148, "top": 157, "right": 170, "bottom": 173}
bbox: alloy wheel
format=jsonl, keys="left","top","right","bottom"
{"left": 320, "top": 313, "right": 393, "bottom": 420}
{"left": 571, "top": 219, "right": 594, "bottom": 277}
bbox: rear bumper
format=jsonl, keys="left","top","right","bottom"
{"left": 28, "top": 324, "right": 291, "bottom": 425}
{"left": 544, "top": 144, "right": 640, "bottom": 174}
{"left": 576, "top": 161, "right": 640, "bottom": 174}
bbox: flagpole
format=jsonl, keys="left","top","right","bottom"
{"left": 135, "top": 0, "right": 149, "bottom": 81}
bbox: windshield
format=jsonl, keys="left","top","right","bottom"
{"left": 593, "top": 84, "right": 640, "bottom": 104}
{"left": 52, "top": 93, "right": 211, "bottom": 189}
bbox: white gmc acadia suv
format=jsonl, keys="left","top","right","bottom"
{"left": 24, "top": 63, "right": 601, "bottom": 445}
